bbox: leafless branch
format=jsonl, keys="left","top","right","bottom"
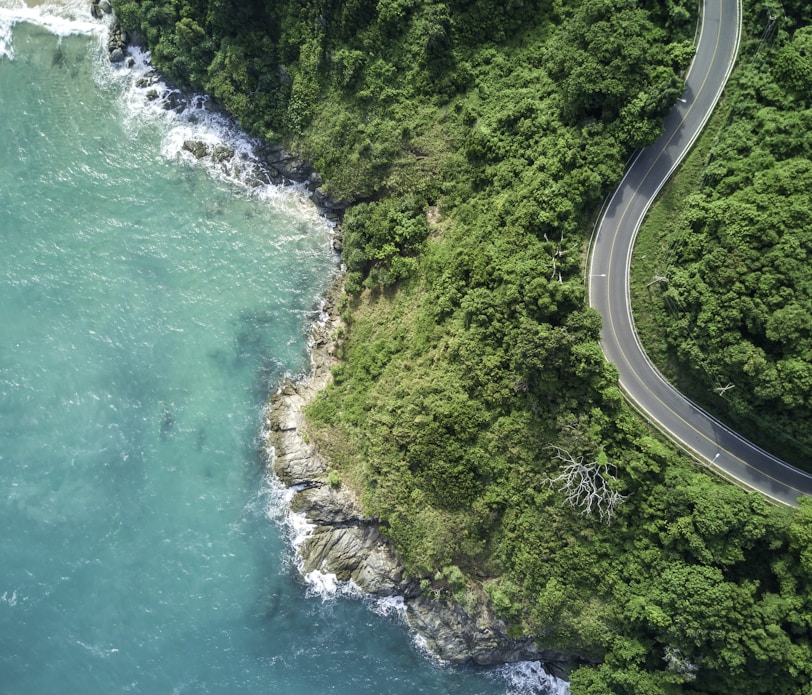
{"left": 546, "top": 445, "right": 628, "bottom": 524}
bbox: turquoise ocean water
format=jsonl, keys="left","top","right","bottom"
{"left": 0, "top": 4, "right": 566, "bottom": 693}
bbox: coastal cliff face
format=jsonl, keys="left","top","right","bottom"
{"left": 264, "top": 280, "right": 582, "bottom": 677}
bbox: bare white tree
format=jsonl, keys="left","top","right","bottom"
{"left": 663, "top": 646, "right": 699, "bottom": 682}
{"left": 714, "top": 382, "right": 735, "bottom": 396}
{"left": 547, "top": 446, "right": 628, "bottom": 524}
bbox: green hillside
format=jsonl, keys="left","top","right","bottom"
{"left": 115, "top": 0, "right": 812, "bottom": 690}
{"left": 633, "top": 1, "right": 812, "bottom": 469}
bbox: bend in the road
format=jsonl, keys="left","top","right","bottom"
{"left": 587, "top": 0, "right": 812, "bottom": 507}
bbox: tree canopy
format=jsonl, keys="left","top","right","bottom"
{"left": 648, "top": 7, "right": 812, "bottom": 463}
{"left": 115, "top": 0, "right": 812, "bottom": 690}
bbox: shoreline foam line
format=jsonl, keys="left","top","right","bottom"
{"left": 106, "top": 45, "right": 332, "bottom": 225}
{"left": 0, "top": 1, "right": 103, "bottom": 43}
{"left": 0, "top": 1, "right": 330, "bottom": 229}
{"left": 259, "top": 472, "right": 571, "bottom": 694}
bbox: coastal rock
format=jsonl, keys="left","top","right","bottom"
{"left": 258, "top": 145, "right": 314, "bottom": 182}
{"left": 106, "top": 21, "right": 129, "bottom": 64}
{"left": 300, "top": 523, "right": 410, "bottom": 597}
{"left": 255, "top": 144, "right": 347, "bottom": 215}
{"left": 289, "top": 484, "right": 364, "bottom": 524}
{"left": 182, "top": 139, "right": 210, "bottom": 159}
{"left": 271, "top": 430, "right": 327, "bottom": 485}
{"left": 310, "top": 186, "right": 350, "bottom": 213}
{"left": 290, "top": 483, "right": 413, "bottom": 597}
{"left": 307, "top": 171, "right": 323, "bottom": 192}
{"left": 406, "top": 593, "right": 582, "bottom": 669}
{"left": 161, "top": 90, "right": 186, "bottom": 112}
{"left": 211, "top": 145, "right": 235, "bottom": 163}
{"left": 406, "top": 595, "right": 529, "bottom": 665}
{"left": 406, "top": 594, "right": 584, "bottom": 677}
{"left": 272, "top": 155, "right": 313, "bottom": 182}
{"left": 89, "top": 0, "right": 112, "bottom": 18}
{"left": 310, "top": 187, "right": 350, "bottom": 224}
{"left": 264, "top": 277, "right": 583, "bottom": 681}
{"left": 135, "top": 72, "right": 161, "bottom": 89}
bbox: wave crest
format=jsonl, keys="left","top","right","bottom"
{"left": 0, "top": 0, "right": 103, "bottom": 59}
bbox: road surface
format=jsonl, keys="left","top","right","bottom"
{"left": 588, "top": 0, "right": 812, "bottom": 506}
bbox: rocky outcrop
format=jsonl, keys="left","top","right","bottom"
{"left": 166, "top": 138, "right": 348, "bottom": 219}
{"left": 257, "top": 143, "right": 315, "bottom": 184}
{"left": 90, "top": 0, "right": 113, "bottom": 20}
{"left": 265, "top": 281, "right": 411, "bottom": 599}
{"left": 106, "top": 21, "right": 129, "bottom": 64}
{"left": 265, "top": 278, "right": 583, "bottom": 679}
{"left": 257, "top": 144, "right": 350, "bottom": 221}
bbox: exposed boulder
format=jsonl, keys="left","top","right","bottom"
{"left": 161, "top": 90, "right": 187, "bottom": 112}
{"left": 182, "top": 140, "right": 210, "bottom": 159}
{"left": 89, "top": 0, "right": 112, "bottom": 19}
{"left": 106, "top": 21, "right": 128, "bottom": 64}
{"left": 211, "top": 145, "right": 235, "bottom": 163}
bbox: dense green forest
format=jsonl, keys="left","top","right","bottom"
{"left": 114, "top": 0, "right": 812, "bottom": 691}
{"left": 634, "top": 1, "right": 812, "bottom": 467}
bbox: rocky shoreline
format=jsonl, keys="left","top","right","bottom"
{"left": 265, "top": 278, "right": 581, "bottom": 680}
{"left": 96, "top": 6, "right": 578, "bottom": 678}
{"left": 93, "top": 5, "right": 350, "bottom": 226}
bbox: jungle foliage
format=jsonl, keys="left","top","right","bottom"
{"left": 114, "top": 0, "right": 812, "bottom": 691}
{"left": 639, "top": 0, "right": 812, "bottom": 465}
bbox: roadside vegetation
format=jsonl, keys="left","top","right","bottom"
{"left": 633, "top": 0, "right": 812, "bottom": 468}
{"left": 115, "top": 0, "right": 812, "bottom": 690}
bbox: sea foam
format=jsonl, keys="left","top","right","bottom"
{"left": 490, "top": 661, "right": 571, "bottom": 695}
{"left": 0, "top": 11, "right": 14, "bottom": 59}
{"left": 103, "top": 44, "right": 329, "bottom": 228}
{"left": 0, "top": 0, "right": 103, "bottom": 52}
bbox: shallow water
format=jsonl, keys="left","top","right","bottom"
{"left": 0, "top": 5, "right": 567, "bottom": 693}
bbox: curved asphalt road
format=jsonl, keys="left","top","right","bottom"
{"left": 588, "top": 0, "right": 812, "bottom": 507}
